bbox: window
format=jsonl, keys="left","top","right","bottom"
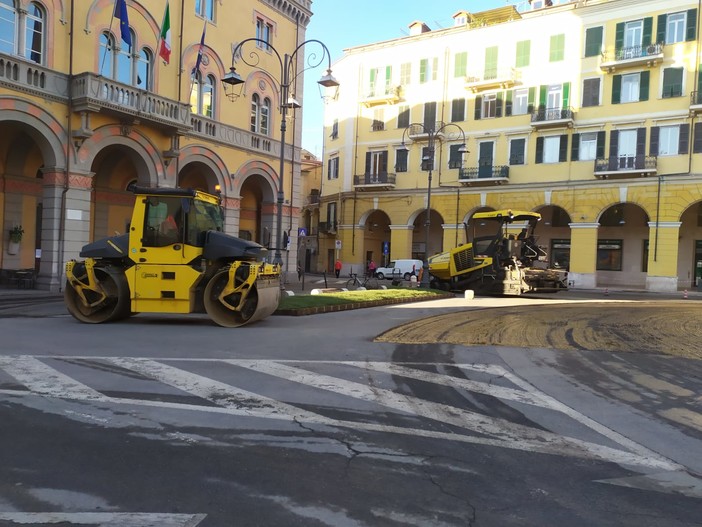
{"left": 448, "top": 144, "right": 464, "bottom": 169}
{"left": 451, "top": 98, "right": 465, "bottom": 122}
{"left": 584, "top": 26, "right": 603, "bottom": 57}
{"left": 482, "top": 93, "right": 497, "bottom": 118}
{"left": 642, "top": 240, "right": 648, "bottom": 273}
{"left": 551, "top": 239, "right": 571, "bottom": 270}
{"left": 395, "top": 149, "right": 408, "bottom": 173}
{"left": 327, "top": 156, "right": 339, "bottom": 179}
{"left": 191, "top": 73, "right": 216, "bottom": 117}
{"left": 372, "top": 108, "right": 385, "bottom": 131}
{"left": 511, "top": 88, "right": 529, "bottom": 115}
{"left": 99, "top": 32, "right": 114, "bottom": 78}
{"left": 666, "top": 12, "right": 686, "bottom": 43}
{"left": 658, "top": 126, "right": 680, "bottom": 156}
{"left": 367, "top": 67, "right": 378, "bottom": 96}
{"left": 256, "top": 17, "right": 272, "bottom": 50}
{"left": 0, "top": 0, "right": 17, "bottom": 54}
{"left": 136, "top": 48, "right": 152, "bottom": 90}
{"left": 400, "top": 62, "right": 411, "bottom": 85}
{"left": 366, "top": 151, "right": 388, "bottom": 177}
{"left": 419, "top": 57, "right": 438, "bottom": 83}
{"left": 546, "top": 84, "right": 562, "bottom": 109}
{"left": 330, "top": 119, "right": 339, "bottom": 140}
{"left": 624, "top": 20, "right": 643, "bottom": 48}
{"left": 196, "top": 0, "right": 214, "bottom": 21}
{"left": 662, "top": 67, "right": 683, "bottom": 98}
{"left": 509, "top": 138, "right": 526, "bottom": 165}
{"left": 549, "top": 34, "right": 565, "bottom": 62}
{"left": 327, "top": 202, "right": 337, "bottom": 229}
{"left": 116, "top": 29, "right": 135, "bottom": 83}
{"left": 249, "top": 93, "right": 270, "bottom": 133}
{"left": 597, "top": 239, "right": 623, "bottom": 271}
{"left": 543, "top": 136, "right": 560, "bottom": 163}
{"left": 515, "top": 40, "right": 530, "bottom": 68}
{"left": 613, "top": 71, "right": 651, "bottom": 103}
{"left": 397, "top": 105, "right": 410, "bottom": 128}
{"left": 454, "top": 52, "right": 467, "bottom": 77}
{"left": 100, "top": 29, "right": 147, "bottom": 88}
{"left": 25, "top": 2, "right": 44, "bottom": 64}
{"left": 536, "top": 135, "right": 568, "bottom": 164}
{"left": 421, "top": 146, "right": 435, "bottom": 171}
{"left": 582, "top": 78, "right": 601, "bottom": 107}
{"left": 621, "top": 74, "right": 639, "bottom": 103}
{"left": 578, "top": 132, "right": 598, "bottom": 161}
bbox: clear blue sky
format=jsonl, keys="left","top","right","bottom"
{"left": 300, "top": 0, "right": 520, "bottom": 157}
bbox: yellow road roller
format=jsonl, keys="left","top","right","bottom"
{"left": 64, "top": 186, "right": 281, "bottom": 327}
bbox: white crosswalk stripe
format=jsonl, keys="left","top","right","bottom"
{"left": 0, "top": 512, "right": 206, "bottom": 526}
{"left": 0, "top": 355, "right": 680, "bottom": 470}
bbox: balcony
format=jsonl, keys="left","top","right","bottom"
{"left": 600, "top": 42, "right": 664, "bottom": 73}
{"left": 71, "top": 72, "right": 191, "bottom": 133}
{"left": 353, "top": 172, "right": 397, "bottom": 191}
{"left": 407, "top": 122, "right": 445, "bottom": 141}
{"left": 690, "top": 91, "right": 702, "bottom": 115}
{"left": 465, "top": 68, "right": 521, "bottom": 93}
{"left": 361, "top": 85, "right": 401, "bottom": 107}
{"left": 0, "top": 53, "right": 68, "bottom": 101}
{"left": 458, "top": 166, "right": 509, "bottom": 186}
{"left": 304, "top": 191, "right": 320, "bottom": 208}
{"left": 594, "top": 156, "right": 657, "bottom": 179}
{"left": 531, "top": 106, "right": 575, "bottom": 129}
{"left": 318, "top": 221, "right": 337, "bottom": 234}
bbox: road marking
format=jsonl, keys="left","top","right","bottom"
{"left": 0, "top": 512, "right": 206, "bottom": 526}
{"left": 0, "top": 355, "right": 108, "bottom": 402}
{"left": 0, "top": 356, "right": 681, "bottom": 470}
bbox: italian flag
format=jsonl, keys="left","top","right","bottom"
{"left": 159, "top": 2, "right": 171, "bottom": 64}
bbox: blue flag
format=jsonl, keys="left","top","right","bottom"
{"left": 114, "top": 0, "right": 132, "bottom": 48}
{"left": 192, "top": 23, "right": 207, "bottom": 76}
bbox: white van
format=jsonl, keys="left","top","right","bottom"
{"left": 375, "top": 259, "right": 424, "bottom": 280}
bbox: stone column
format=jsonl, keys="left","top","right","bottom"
{"left": 389, "top": 225, "right": 414, "bottom": 261}
{"left": 39, "top": 169, "right": 93, "bottom": 292}
{"left": 567, "top": 223, "right": 599, "bottom": 289}
{"left": 646, "top": 221, "right": 681, "bottom": 292}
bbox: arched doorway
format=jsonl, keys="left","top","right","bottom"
{"left": 239, "top": 174, "right": 275, "bottom": 247}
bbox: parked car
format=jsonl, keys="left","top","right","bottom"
{"left": 375, "top": 259, "right": 424, "bottom": 280}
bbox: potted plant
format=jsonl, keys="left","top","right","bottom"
{"left": 7, "top": 225, "right": 23, "bottom": 255}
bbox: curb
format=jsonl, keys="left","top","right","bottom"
{"left": 274, "top": 292, "right": 455, "bottom": 316}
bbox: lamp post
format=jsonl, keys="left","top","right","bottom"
{"left": 399, "top": 122, "right": 468, "bottom": 288}
{"left": 222, "top": 38, "right": 339, "bottom": 272}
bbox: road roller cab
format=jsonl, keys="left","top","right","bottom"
{"left": 64, "top": 186, "right": 281, "bottom": 327}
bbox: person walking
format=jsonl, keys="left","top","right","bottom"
{"left": 334, "top": 259, "right": 342, "bottom": 278}
{"left": 368, "top": 259, "right": 377, "bottom": 277}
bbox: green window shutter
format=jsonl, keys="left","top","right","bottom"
{"left": 364, "top": 152, "right": 372, "bottom": 175}
{"left": 539, "top": 85, "right": 547, "bottom": 109}
{"left": 562, "top": 82, "right": 570, "bottom": 108}
{"left": 643, "top": 17, "right": 653, "bottom": 46}
{"left": 505, "top": 90, "right": 513, "bottom": 116}
{"left": 687, "top": 9, "right": 698, "bottom": 41}
{"left": 485, "top": 46, "right": 498, "bottom": 78}
{"left": 679, "top": 123, "right": 690, "bottom": 154}
{"left": 516, "top": 40, "right": 530, "bottom": 67}
{"left": 693, "top": 123, "right": 702, "bottom": 153}
{"left": 559, "top": 135, "right": 568, "bottom": 162}
{"left": 496, "top": 92, "right": 503, "bottom": 118}
{"left": 612, "top": 75, "right": 622, "bottom": 104}
{"left": 528, "top": 87, "right": 536, "bottom": 113}
{"left": 584, "top": 27, "right": 603, "bottom": 57}
{"left": 609, "top": 130, "right": 619, "bottom": 157}
{"left": 596, "top": 131, "right": 606, "bottom": 158}
{"left": 474, "top": 96, "right": 482, "bottom": 120}
{"left": 571, "top": 133, "right": 580, "bottom": 161}
{"left": 657, "top": 14, "right": 667, "bottom": 44}
{"left": 636, "top": 128, "right": 646, "bottom": 157}
{"left": 663, "top": 68, "right": 683, "bottom": 97}
{"left": 454, "top": 52, "right": 467, "bottom": 77}
{"left": 650, "top": 126, "right": 659, "bottom": 156}
{"left": 639, "top": 70, "right": 650, "bottom": 101}
{"left": 550, "top": 34, "right": 565, "bottom": 62}
{"left": 420, "top": 59, "right": 427, "bottom": 83}
{"left": 369, "top": 69, "right": 376, "bottom": 92}
{"left": 380, "top": 151, "right": 388, "bottom": 173}
{"left": 385, "top": 66, "right": 392, "bottom": 87}
{"left": 535, "top": 137, "right": 544, "bottom": 164}
{"left": 432, "top": 57, "right": 438, "bottom": 81}
{"left": 615, "top": 22, "right": 624, "bottom": 52}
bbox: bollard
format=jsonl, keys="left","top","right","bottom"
{"left": 410, "top": 275, "right": 418, "bottom": 288}
{"left": 684, "top": 289, "right": 688, "bottom": 299}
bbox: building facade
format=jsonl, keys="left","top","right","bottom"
{"left": 0, "top": 0, "right": 314, "bottom": 290}
{"left": 319, "top": 0, "right": 702, "bottom": 292}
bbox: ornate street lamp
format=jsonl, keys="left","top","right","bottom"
{"left": 398, "top": 123, "right": 468, "bottom": 288}
{"left": 222, "top": 38, "right": 339, "bottom": 273}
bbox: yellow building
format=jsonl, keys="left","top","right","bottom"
{"left": 0, "top": 0, "right": 316, "bottom": 290}
{"left": 320, "top": 0, "right": 702, "bottom": 292}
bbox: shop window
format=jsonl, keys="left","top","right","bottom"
{"left": 597, "top": 239, "right": 623, "bottom": 271}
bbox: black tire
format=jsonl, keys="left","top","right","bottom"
{"left": 376, "top": 272, "right": 385, "bottom": 280}
{"left": 64, "top": 266, "right": 131, "bottom": 324}
{"left": 346, "top": 278, "right": 359, "bottom": 290}
{"left": 403, "top": 272, "right": 411, "bottom": 281}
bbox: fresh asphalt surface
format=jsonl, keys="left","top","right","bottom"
{"left": 0, "top": 282, "right": 701, "bottom": 526}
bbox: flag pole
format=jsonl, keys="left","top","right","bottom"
{"left": 100, "top": 0, "right": 118, "bottom": 76}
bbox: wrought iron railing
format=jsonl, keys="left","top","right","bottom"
{"left": 353, "top": 172, "right": 397, "bottom": 186}
{"left": 458, "top": 166, "right": 510, "bottom": 181}
{"left": 594, "top": 155, "right": 657, "bottom": 172}
{"left": 531, "top": 106, "right": 575, "bottom": 123}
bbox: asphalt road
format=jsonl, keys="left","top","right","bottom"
{"left": 0, "top": 291, "right": 700, "bottom": 526}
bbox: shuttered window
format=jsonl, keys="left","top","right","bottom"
{"left": 584, "top": 26, "right": 603, "bottom": 57}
